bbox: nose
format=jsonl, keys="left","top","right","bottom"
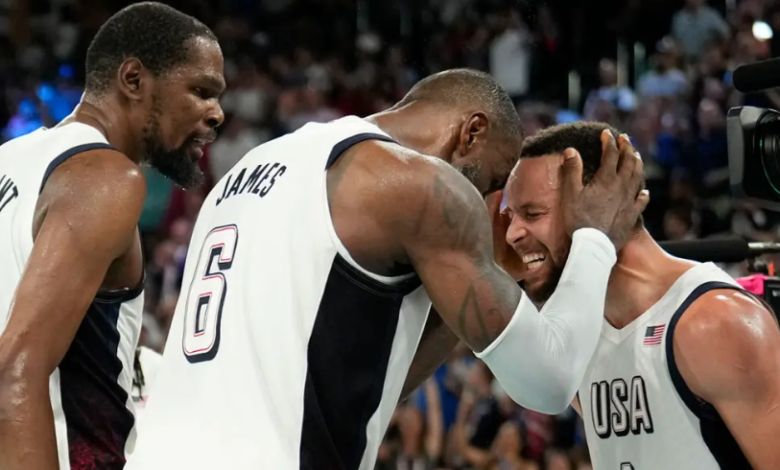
{"left": 505, "top": 215, "right": 528, "bottom": 248}
{"left": 205, "top": 102, "right": 225, "bottom": 129}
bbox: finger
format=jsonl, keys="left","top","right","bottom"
{"left": 616, "top": 134, "right": 638, "bottom": 179}
{"left": 630, "top": 152, "right": 645, "bottom": 195}
{"left": 560, "top": 147, "right": 584, "bottom": 197}
{"left": 598, "top": 129, "right": 619, "bottom": 176}
{"left": 633, "top": 189, "right": 650, "bottom": 214}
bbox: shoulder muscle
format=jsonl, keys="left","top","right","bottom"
{"left": 675, "top": 289, "right": 780, "bottom": 402}
{"left": 39, "top": 149, "right": 145, "bottom": 256}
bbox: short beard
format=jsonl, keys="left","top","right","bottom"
{"left": 454, "top": 162, "right": 481, "bottom": 187}
{"left": 142, "top": 99, "right": 204, "bottom": 190}
{"left": 527, "top": 264, "right": 564, "bottom": 304}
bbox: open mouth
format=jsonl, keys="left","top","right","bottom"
{"left": 522, "top": 253, "right": 546, "bottom": 272}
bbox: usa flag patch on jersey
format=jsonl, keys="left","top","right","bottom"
{"left": 643, "top": 324, "right": 665, "bottom": 345}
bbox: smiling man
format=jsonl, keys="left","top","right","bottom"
{"left": 500, "top": 121, "right": 780, "bottom": 470}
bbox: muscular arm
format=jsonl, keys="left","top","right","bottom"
{"left": 399, "top": 310, "right": 459, "bottom": 401}
{"left": 0, "top": 151, "right": 145, "bottom": 470}
{"left": 675, "top": 290, "right": 780, "bottom": 470}
{"left": 394, "top": 156, "right": 618, "bottom": 414}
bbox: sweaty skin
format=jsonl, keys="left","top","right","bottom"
{"left": 0, "top": 36, "right": 225, "bottom": 470}
{"left": 365, "top": 131, "right": 646, "bottom": 401}
{"left": 501, "top": 148, "right": 780, "bottom": 470}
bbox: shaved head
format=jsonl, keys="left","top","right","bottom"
{"left": 397, "top": 68, "right": 524, "bottom": 147}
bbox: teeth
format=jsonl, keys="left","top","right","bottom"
{"left": 527, "top": 260, "right": 544, "bottom": 270}
{"left": 522, "top": 253, "right": 545, "bottom": 264}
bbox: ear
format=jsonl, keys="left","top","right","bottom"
{"left": 116, "top": 58, "right": 148, "bottom": 102}
{"left": 455, "top": 111, "right": 489, "bottom": 164}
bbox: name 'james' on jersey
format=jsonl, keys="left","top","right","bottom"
{"left": 127, "top": 116, "right": 434, "bottom": 470}
{"left": 578, "top": 263, "right": 753, "bottom": 470}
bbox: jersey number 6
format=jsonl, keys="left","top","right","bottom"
{"left": 182, "top": 225, "right": 239, "bottom": 363}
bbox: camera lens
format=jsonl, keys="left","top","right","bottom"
{"left": 756, "top": 111, "right": 780, "bottom": 195}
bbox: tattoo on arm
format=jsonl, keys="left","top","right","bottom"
{"left": 410, "top": 167, "right": 523, "bottom": 352}
{"left": 432, "top": 175, "right": 485, "bottom": 251}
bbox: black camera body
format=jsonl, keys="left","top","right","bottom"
{"left": 727, "top": 106, "right": 780, "bottom": 211}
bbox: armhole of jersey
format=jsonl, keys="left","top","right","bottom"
{"left": 37, "top": 142, "right": 145, "bottom": 302}
{"left": 323, "top": 132, "right": 421, "bottom": 296}
{"left": 39, "top": 142, "right": 115, "bottom": 193}
{"left": 665, "top": 281, "right": 746, "bottom": 419}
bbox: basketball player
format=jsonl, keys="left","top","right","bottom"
{"left": 0, "top": 3, "right": 224, "bottom": 469}
{"left": 127, "top": 69, "right": 647, "bottom": 470}
{"left": 500, "top": 121, "right": 780, "bottom": 469}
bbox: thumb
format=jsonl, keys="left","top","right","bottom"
{"left": 560, "top": 148, "right": 584, "bottom": 196}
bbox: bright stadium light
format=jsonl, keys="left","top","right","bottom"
{"left": 753, "top": 21, "right": 773, "bottom": 41}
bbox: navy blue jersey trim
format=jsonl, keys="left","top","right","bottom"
{"left": 325, "top": 133, "right": 396, "bottom": 169}
{"left": 333, "top": 254, "right": 421, "bottom": 298}
{"left": 39, "top": 143, "right": 116, "bottom": 193}
{"left": 665, "top": 281, "right": 736, "bottom": 419}
{"left": 665, "top": 280, "right": 754, "bottom": 469}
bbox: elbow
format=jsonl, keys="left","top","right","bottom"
{"left": 0, "top": 349, "right": 45, "bottom": 418}
{"left": 505, "top": 366, "right": 578, "bottom": 415}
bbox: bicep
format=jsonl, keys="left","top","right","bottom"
{"left": 403, "top": 166, "right": 522, "bottom": 352}
{"left": 0, "top": 156, "right": 144, "bottom": 374}
{"left": 711, "top": 334, "right": 780, "bottom": 470}
{"left": 678, "top": 292, "right": 780, "bottom": 469}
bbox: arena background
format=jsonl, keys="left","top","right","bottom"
{"left": 4, "top": 0, "right": 775, "bottom": 468}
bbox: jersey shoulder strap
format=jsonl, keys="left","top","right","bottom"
{"left": 665, "top": 280, "right": 756, "bottom": 470}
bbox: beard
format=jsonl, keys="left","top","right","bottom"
{"left": 454, "top": 161, "right": 481, "bottom": 187}
{"left": 142, "top": 107, "right": 204, "bottom": 190}
{"left": 525, "top": 263, "right": 564, "bottom": 304}
{"left": 524, "top": 243, "right": 571, "bottom": 305}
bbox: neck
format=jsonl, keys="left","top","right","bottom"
{"left": 58, "top": 92, "right": 144, "bottom": 163}
{"left": 365, "top": 102, "right": 458, "bottom": 160}
{"left": 604, "top": 230, "right": 696, "bottom": 329}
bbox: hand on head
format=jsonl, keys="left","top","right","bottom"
{"left": 560, "top": 130, "right": 649, "bottom": 250}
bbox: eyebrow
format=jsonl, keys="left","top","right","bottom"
{"left": 201, "top": 74, "right": 226, "bottom": 93}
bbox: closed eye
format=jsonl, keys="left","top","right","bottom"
{"left": 194, "top": 87, "right": 218, "bottom": 100}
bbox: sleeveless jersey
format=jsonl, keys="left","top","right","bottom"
{"left": 0, "top": 122, "right": 144, "bottom": 469}
{"left": 126, "top": 116, "right": 433, "bottom": 470}
{"left": 578, "top": 262, "right": 753, "bottom": 470}
{"left": 131, "top": 346, "right": 163, "bottom": 432}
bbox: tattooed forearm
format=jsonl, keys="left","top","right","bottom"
{"left": 455, "top": 275, "right": 520, "bottom": 352}
{"left": 407, "top": 165, "right": 524, "bottom": 355}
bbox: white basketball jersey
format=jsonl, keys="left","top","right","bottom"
{"left": 0, "top": 122, "right": 144, "bottom": 469}
{"left": 131, "top": 346, "right": 163, "bottom": 432}
{"left": 127, "top": 116, "right": 433, "bottom": 470}
{"left": 579, "top": 262, "right": 753, "bottom": 470}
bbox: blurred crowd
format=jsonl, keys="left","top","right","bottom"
{"left": 3, "top": 0, "right": 780, "bottom": 468}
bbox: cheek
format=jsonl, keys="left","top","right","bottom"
{"left": 541, "top": 217, "right": 570, "bottom": 264}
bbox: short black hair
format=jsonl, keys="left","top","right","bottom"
{"left": 85, "top": 2, "right": 217, "bottom": 95}
{"left": 397, "top": 68, "right": 523, "bottom": 145}
{"left": 521, "top": 121, "right": 644, "bottom": 229}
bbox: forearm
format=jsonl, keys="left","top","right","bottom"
{"left": 0, "top": 374, "right": 59, "bottom": 469}
{"left": 400, "top": 314, "right": 458, "bottom": 401}
{"left": 476, "top": 229, "right": 616, "bottom": 414}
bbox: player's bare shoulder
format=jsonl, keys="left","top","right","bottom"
{"left": 327, "top": 139, "right": 490, "bottom": 271}
{"left": 674, "top": 289, "right": 780, "bottom": 398}
{"left": 35, "top": 148, "right": 145, "bottom": 245}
